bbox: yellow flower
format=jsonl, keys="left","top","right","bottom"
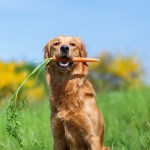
{"left": 27, "top": 86, "right": 44, "bottom": 102}
{"left": 0, "top": 61, "right": 46, "bottom": 101}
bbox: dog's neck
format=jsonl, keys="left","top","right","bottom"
{"left": 47, "top": 62, "right": 87, "bottom": 87}
{"left": 46, "top": 63, "right": 88, "bottom": 111}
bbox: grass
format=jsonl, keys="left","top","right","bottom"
{"left": 5, "top": 57, "right": 53, "bottom": 147}
{"left": 0, "top": 88, "right": 150, "bottom": 150}
{"left": 98, "top": 88, "right": 150, "bottom": 150}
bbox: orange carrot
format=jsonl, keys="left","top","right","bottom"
{"left": 52, "top": 56, "right": 99, "bottom": 62}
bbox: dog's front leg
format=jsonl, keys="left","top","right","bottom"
{"left": 51, "top": 117, "right": 69, "bottom": 150}
{"left": 87, "top": 136, "right": 109, "bottom": 150}
{"left": 86, "top": 136, "right": 101, "bottom": 150}
{"left": 53, "top": 139, "right": 69, "bottom": 150}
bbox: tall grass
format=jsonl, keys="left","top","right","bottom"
{"left": 5, "top": 58, "right": 52, "bottom": 147}
{"left": 0, "top": 88, "right": 150, "bottom": 150}
{"left": 98, "top": 88, "right": 150, "bottom": 150}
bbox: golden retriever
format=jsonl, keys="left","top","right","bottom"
{"left": 44, "top": 36, "right": 109, "bottom": 150}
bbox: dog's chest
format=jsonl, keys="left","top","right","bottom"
{"left": 51, "top": 79, "right": 84, "bottom": 111}
{"left": 56, "top": 110, "right": 87, "bottom": 149}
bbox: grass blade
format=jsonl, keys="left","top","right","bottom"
{"left": 130, "top": 107, "right": 150, "bottom": 150}
{"left": 6, "top": 57, "right": 52, "bottom": 148}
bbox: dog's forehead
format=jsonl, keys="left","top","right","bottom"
{"left": 55, "top": 36, "right": 76, "bottom": 42}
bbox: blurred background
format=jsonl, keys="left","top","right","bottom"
{"left": 0, "top": 0, "right": 150, "bottom": 150}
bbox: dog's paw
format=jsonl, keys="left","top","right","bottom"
{"left": 103, "top": 147, "right": 110, "bottom": 150}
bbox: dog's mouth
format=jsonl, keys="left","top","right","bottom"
{"left": 56, "top": 56, "right": 73, "bottom": 69}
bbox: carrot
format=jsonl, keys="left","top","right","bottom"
{"left": 52, "top": 56, "right": 99, "bottom": 62}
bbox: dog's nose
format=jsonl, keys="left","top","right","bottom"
{"left": 60, "top": 45, "right": 69, "bottom": 53}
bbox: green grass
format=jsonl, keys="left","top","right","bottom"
{"left": 98, "top": 88, "right": 150, "bottom": 150}
{"left": 0, "top": 88, "right": 150, "bottom": 150}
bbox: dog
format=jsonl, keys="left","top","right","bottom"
{"left": 44, "top": 36, "right": 109, "bottom": 150}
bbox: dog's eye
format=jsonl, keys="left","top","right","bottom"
{"left": 70, "top": 43, "right": 76, "bottom": 46}
{"left": 53, "top": 42, "right": 60, "bottom": 46}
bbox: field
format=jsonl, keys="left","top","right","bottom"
{"left": 0, "top": 88, "right": 150, "bottom": 150}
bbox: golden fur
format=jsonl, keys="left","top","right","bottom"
{"left": 44, "top": 36, "right": 109, "bottom": 150}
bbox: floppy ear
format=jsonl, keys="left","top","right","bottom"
{"left": 74, "top": 37, "right": 87, "bottom": 58}
{"left": 44, "top": 40, "right": 52, "bottom": 59}
{"left": 75, "top": 37, "right": 88, "bottom": 66}
{"left": 44, "top": 40, "right": 53, "bottom": 84}
{"left": 80, "top": 42, "right": 87, "bottom": 58}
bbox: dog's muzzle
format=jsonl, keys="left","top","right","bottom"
{"left": 55, "top": 45, "right": 73, "bottom": 69}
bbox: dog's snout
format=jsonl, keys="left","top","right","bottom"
{"left": 60, "top": 45, "right": 69, "bottom": 53}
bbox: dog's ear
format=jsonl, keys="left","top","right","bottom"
{"left": 74, "top": 37, "right": 87, "bottom": 58}
{"left": 44, "top": 40, "right": 52, "bottom": 59}
{"left": 44, "top": 40, "right": 53, "bottom": 71}
{"left": 74, "top": 37, "right": 88, "bottom": 66}
{"left": 80, "top": 42, "right": 87, "bottom": 58}
{"left": 80, "top": 43, "right": 88, "bottom": 66}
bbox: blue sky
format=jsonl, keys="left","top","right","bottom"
{"left": 0, "top": 0, "right": 150, "bottom": 78}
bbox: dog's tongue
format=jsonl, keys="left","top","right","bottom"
{"left": 59, "top": 56, "right": 70, "bottom": 63}
{"left": 59, "top": 56, "right": 70, "bottom": 67}
{"left": 60, "top": 61, "right": 68, "bottom": 64}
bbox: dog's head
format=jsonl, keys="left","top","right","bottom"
{"left": 44, "top": 36, "right": 87, "bottom": 73}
